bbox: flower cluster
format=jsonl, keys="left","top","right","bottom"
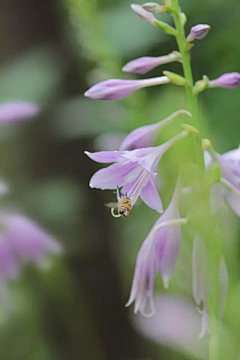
{"left": 84, "top": 1, "right": 240, "bottom": 340}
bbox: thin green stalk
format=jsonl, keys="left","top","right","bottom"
{"left": 171, "top": 2, "right": 221, "bottom": 359}
{"left": 171, "top": 1, "right": 204, "bottom": 168}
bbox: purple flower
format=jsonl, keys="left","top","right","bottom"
{"left": 85, "top": 131, "right": 187, "bottom": 212}
{"left": 188, "top": 24, "right": 211, "bottom": 40}
{"left": 119, "top": 109, "right": 191, "bottom": 150}
{"left": 0, "top": 102, "right": 39, "bottom": 123}
{"left": 130, "top": 4, "right": 156, "bottom": 24}
{"left": 2, "top": 213, "right": 62, "bottom": 266}
{"left": 192, "top": 234, "right": 228, "bottom": 339}
{"left": 205, "top": 147, "right": 240, "bottom": 216}
{"left": 122, "top": 52, "right": 180, "bottom": 75}
{"left": 209, "top": 73, "right": 240, "bottom": 89}
{"left": 84, "top": 77, "right": 170, "bottom": 101}
{"left": 0, "top": 235, "right": 19, "bottom": 281}
{"left": 126, "top": 183, "right": 184, "bottom": 316}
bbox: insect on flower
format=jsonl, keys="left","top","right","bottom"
{"left": 108, "top": 187, "right": 132, "bottom": 218}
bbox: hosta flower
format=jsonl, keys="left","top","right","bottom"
{"left": 119, "top": 110, "right": 191, "bottom": 150}
{"left": 126, "top": 182, "right": 185, "bottom": 316}
{"left": 130, "top": 4, "right": 156, "bottom": 24}
{"left": 192, "top": 234, "right": 228, "bottom": 339}
{"left": 122, "top": 52, "right": 181, "bottom": 75}
{"left": 84, "top": 77, "right": 170, "bottom": 101}
{"left": 85, "top": 131, "right": 187, "bottom": 212}
{"left": 2, "top": 213, "right": 61, "bottom": 265}
{"left": 209, "top": 73, "right": 240, "bottom": 89}
{"left": 205, "top": 146, "right": 240, "bottom": 216}
{"left": 188, "top": 24, "right": 210, "bottom": 41}
{"left": 0, "top": 102, "right": 39, "bottom": 123}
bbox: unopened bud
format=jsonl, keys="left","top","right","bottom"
{"left": 163, "top": 71, "right": 190, "bottom": 86}
{"left": 142, "top": 2, "right": 165, "bottom": 13}
{"left": 180, "top": 12, "right": 187, "bottom": 26}
{"left": 187, "top": 24, "right": 211, "bottom": 42}
{"left": 131, "top": 4, "right": 156, "bottom": 24}
{"left": 209, "top": 73, "right": 240, "bottom": 89}
{"left": 202, "top": 138, "right": 212, "bottom": 150}
{"left": 193, "top": 75, "right": 209, "bottom": 95}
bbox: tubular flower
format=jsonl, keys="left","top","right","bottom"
{"left": 84, "top": 77, "right": 170, "bottom": 101}
{"left": 205, "top": 147, "right": 240, "bottom": 216}
{"left": 0, "top": 102, "right": 39, "bottom": 123}
{"left": 119, "top": 110, "right": 191, "bottom": 150}
{"left": 188, "top": 24, "right": 210, "bottom": 41}
{"left": 209, "top": 73, "right": 240, "bottom": 89}
{"left": 192, "top": 234, "right": 228, "bottom": 339}
{"left": 85, "top": 131, "right": 187, "bottom": 212}
{"left": 130, "top": 4, "right": 156, "bottom": 24}
{"left": 126, "top": 182, "right": 184, "bottom": 316}
{"left": 122, "top": 52, "right": 181, "bottom": 75}
{"left": 2, "top": 213, "right": 62, "bottom": 266}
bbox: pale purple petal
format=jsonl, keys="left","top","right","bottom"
{"left": 140, "top": 178, "right": 163, "bottom": 212}
{"left": 130, "top": 4, "right": 156, "bottom": 24}
{"left": 84, "top": 150, "right": 123, "bottom": 163}
{"left": 224, "top": 190, "right": 240, "bottom": 216}
{"left": 190, "top": 24, "right": 210, "bottom": 40}
{"left": 119, "top": 123, "right": 160, "bottom": 151}
{"left": 136, "top": 294, "right": 208, "bottom": 358}
{"left": 0, "top": 236, "right": 19, "bottom": 280}
{"left": 221, "top": 147, "right": 240, "bottom": 177}
{"left": 84, "top": 79, "right": 143, "bottom": 100}
{"left": 89, "top": 161, "right": 139, "bottom": 189}
{"left": 3, "top": 214, "right": 61, "bottom": 265}
{"left": 0, "top": 102, "right": 39, "bottom": 123}
{"left": 210, "top": 73, "right": 240, "bottom": 89}
{"left": 126, "top": 231, "right": 156, "bottom": 317}
{"left": 119, "top": 110, "right": 191, "bottom": 151}
{"left": 84, "top": 77, "right": 169, "bottom": 101}
{"left": 124, "top": 169, "right": 150, "bottom": 206}
{"left": 122, "top": 53, "right": 180, "bottom": 75}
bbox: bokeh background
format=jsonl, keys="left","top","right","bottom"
{"left": 1, "top": 0, "right": 240, "bottom": 359}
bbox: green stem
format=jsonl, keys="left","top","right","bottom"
{"left": 172, "top": 1, "right": 204, "bottom": 168}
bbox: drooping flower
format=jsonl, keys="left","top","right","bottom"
{"left": 2, "top": 213, "right": 62, "bottom": 266}
{"left": 205, "top": 146, "right": 240, "bottom": 216}
{"left": 85, "top": 131, "right": 187, "bottom": 213}
{"left": 209, "top": 73, "right": 240, "bottom": 89}
{"left": 130, "top": 4, "right": 156, "bottom": 24}
{"left": 192, "top": 234, "right": 228, "bottom": 339}
{"left": 126, "top": 182, "right": 185, "bottom": 316}
{"left": 122, "top": 52, "right": 181, "bottom": 75}
{"left": 84, "top": 77, "right": 170, "bottom": 101}
{"left": 0, "top": 102, "right": 39, "bottom": 123}
{"left": 188, "top": 24, "right": 211, "bottom": 41}
{"left": 119, "top": 109, "right": 191, "bottom": 150}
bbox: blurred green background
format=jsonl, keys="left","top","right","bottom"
{"left": 1, "top": 0, "right": 240, "bottom": 359}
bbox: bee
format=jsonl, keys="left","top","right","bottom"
{"left": 106, "top": 187, "right": 132, "bottom": 218}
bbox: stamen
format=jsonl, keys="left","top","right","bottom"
{"left": 111, "top": 208, "right": 121, "bottom": 218}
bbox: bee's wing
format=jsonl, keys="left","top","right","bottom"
{"left": 104, "top": 202, "right": 118, "bottom": 209}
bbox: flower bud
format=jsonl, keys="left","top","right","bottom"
{"left": 122, "top": 51, "right": 181, "bottom": 75}
{"left": 187, "top": 24, "right": 211, "bottom": 42}
{"left": 163, "top": 71, "right": 190, "bottom": 87}
{"left": 209, "top": 73, "right": 240, "bottom": 89}
{"left": 142, "top": 2, "right": 165, "bottom": 13}
{"left": 130, "top": 4, "right": 156, "bottom": 24}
